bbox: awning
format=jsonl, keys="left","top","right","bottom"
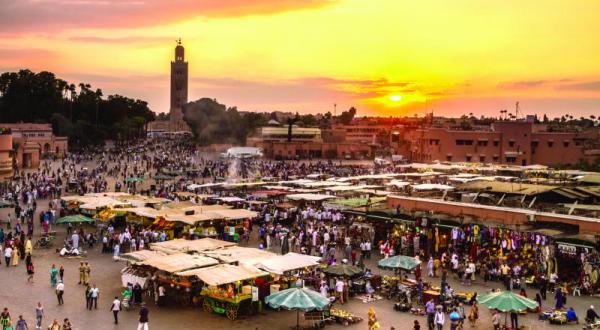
{"left": 176, "top": 264, "right": 268, "bottom": 286}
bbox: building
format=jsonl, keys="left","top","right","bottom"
{"left": 0, "top": 129, "right": 12, "bottom": 180}
{"left": 169, "top": 39, "right": 190, "bottom": 132}
{"left": 402, "top": 121, "right": 599, "bottom": 166}
{"left": 0, "top": 123, "right": 68, "bottom": 169}
{"left": 247, "top": 125, "right": 373, "bottom": 159}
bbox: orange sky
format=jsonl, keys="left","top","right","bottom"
{"left": 1, "top": 0, "right": 599, "bottom": 117}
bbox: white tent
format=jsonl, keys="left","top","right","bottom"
{"left": 287, "top": 193, "right": 337, "bottom": 201}
{"left": 387, "top": 180, "right": 411, "bottom": 188}
{"left": 411, "top": 183, "right": 455, "bottom": 191}
{"left": 248, "top": 253, "right": 321, "bottom": 275}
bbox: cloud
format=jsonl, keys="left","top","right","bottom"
{"left": 68, "top": 36, "right": 174, "bottom": 45}
{"left": 558, "top": 81, "right": 600, "bottom": 91}
{"left": 497, "top": 80, "right": 547, "bottom": 89}
{"left": 0, "top": 0, "right": 335, "bottom": 34}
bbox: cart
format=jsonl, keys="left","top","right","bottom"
{"left": 201, "top": 291, "right": 252, "bottom": 320}
{"left": 304, "top": 309, "right": 333, "bottom": 329}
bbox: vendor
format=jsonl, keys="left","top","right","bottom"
{"left": 586, "top": 305, "right": 599, "bottom": 323}
{"left": 566, "top": 307, "right": 578, "bottom": 324}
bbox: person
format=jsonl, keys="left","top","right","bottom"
{"left": 566, "top": 307, "right": 578, "bottom": 324}
{"left": 35, "top": 302, "right": 44, "bottom": 330}
{"left": 413, "top": 320, "right": 420, "bottom": 330}
{"left": 11, "top": 247, "right": 19, "bottom": 266}
{"left": 586, "top": 305, "right": 599, "bottom": 323}
{"left": 539, "top": 275, "right": 547, "bottom": 300}
{"left": 78, "top": 262, "right": 84, "bottom": 285}
{"left": 468, "top": 302, "right": 478, "bottom": 327}
{"left": 137, "top": 303, "right": 149, "bottom": 330}
{"left": 133, "top": 283, "right": 143, "bottom": 306}
{"left": 15, "top": 315, "right": 27, "bottom": 330}
{"left": 49, "top": 265, "right": 58, "bottom": 287}
{"left": 434, "top": 306, "right": 445, "bottom": 330}
{"left": 83, "top": 262, "right": 91, "bottom": 285}
{"left": 84, "top": 285, "right": 92, "bottom": 310}
{"left": 61, "top": 319, "right": 71, "bottom": 330}
{"left": 58, "top": 266, "right": 64, "bottom": 282}
{"left": 4, "top": 245, "right": 12, "bottom": 266}
{"left": 426, "top": 299, "right": 435, "bottom": 330}
{"left": 111, "top": 296, "right": 121, "bottom": 324}
{"left": 555, "top": 288, "right": 565, "bottom": 309}
{"left": 1, "top": 308, "right": 10, "bottom": 329}
{"left": 335, "top": 278, "right": 344, "bottom": 304}
{"left": 4, "top": 320, "right": 13, "bottom": 330}
{"left": 491, "top": 310, "right": 501, "bottom": 330}
{"left": 510, "top": 311, "right": 518, "bottom": 330}
{"left": 26, "top": 262, "right": 34, "bottom": 283}
{"left": 367, "top": 308, "right": 380, "bottom": 330}
{"left": 56, "top": 281, "right": 64, "bottom": 305}
{"left": 534, "top": 293, "right": 542, "bottom": 313}
{"left": 89, "top": 284, "right": 99, "bottom": 310}
{"left": 46, "top": 320, "right": 60, "bottom": 330}
{"left": 449, "top": 308, "right": 460, "bottom": 330}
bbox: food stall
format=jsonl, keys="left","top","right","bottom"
{"left": 177, "top": 264, "right": 268, "bottom": 320}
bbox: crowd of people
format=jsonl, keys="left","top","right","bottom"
{"left": 0, "top": 135, "right": 598, "bottom": 330}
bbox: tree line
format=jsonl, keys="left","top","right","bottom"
{"left": 0, "top": 69, "right": 155, "bottom": 148}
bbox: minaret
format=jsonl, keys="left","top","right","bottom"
{"left": 169, "top": 38, "right": 189, "bottom": 132}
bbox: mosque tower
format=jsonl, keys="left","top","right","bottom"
{"left": 169, "top": 38, "right": 190, "bottom": 132}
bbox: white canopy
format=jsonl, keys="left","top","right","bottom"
{"left": 287, "top": 193, "right": 337, "bottom": 201}
{"left": 387, "top": 180, "right": 411, "bottom": 188}
{"left": 140, "top": 253, "right": 219, "bottom": 273}
{"left": 248, "top": 252, "right": 321, "bottom": 275}
{"left": 411, "top": 183, "right": 455, "bottom": 191}
{"left": 217, "top": 196, "right": 245, "bottom": 203}
{"left": 177, "top": 264, "right": 268, "bottom": 286}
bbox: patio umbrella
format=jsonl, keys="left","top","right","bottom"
{"left": 265, "top": 287, "right": 330, "bottom": 329}
{"left": 0, "top": 200, "right": 14, "bottom": 208}
{"left": 477, "top": 291, "right": 537, "bottom": 312}
{"left": 55, "top": 215, "right": 96, "bottom": 225}
{"left": 323, "top": 264, "right": 363, "bottom": 277}
{"left": 125, "top": 177, "right": 144, "bottom": 183}
{"left": 377, "top": 255, "right": 420, "bottom": 271}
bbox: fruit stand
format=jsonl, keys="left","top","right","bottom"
{"left": 201, "top": 287, "right": 252, "bottom": 320}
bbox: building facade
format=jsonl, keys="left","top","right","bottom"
{"left": 0, "top": 129, "right": 12, "bottom": 180}
{"left": 169, "top": 39, "right": 190, "bottom": 132}
{"left": 0, "top": 123, "right": 68, "bottom": 169}
{"left": 247, "top": 125, "right": 373, "bottom": 159}
{"left": 402, "top": 121, "right": 598, "bottom": 166}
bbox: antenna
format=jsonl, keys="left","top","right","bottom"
{"left": 334, "top": 103, "right": 337, "bottom": 117}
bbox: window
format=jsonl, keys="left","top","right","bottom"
{"left": 493, "top": 140, "right": 499, "bottom": 147}
{"left": 508, "top": 141, "right": 515, "bottom": 147}
{"left": 563, "top": 141, "right": 570, "bottom": 147}
{"left": 477, "top": 140, "right": 488, "bottom": 146}
{"left": 548, "top": 141, "right": 554, "bottom": 147}
{"left": 466, "top": 155, "right": 472, "bottom": 162}
{"left": 575, "top": 141, "right": 581, "bottom": 146}
{"left": 530, "top": 141, "right": 538, "bottom": 148}
{"left": 506, "top": 156, "right": 517, "bottom": 163}
{"left": 479, "top": 156, "right": 485, "bottom": 162}
{"left": 493, "top": 156, "right": 499, "bottom": 162}
{"left": 446, "top": 155, "right": 452, "bottom": 161}
{"left": 456, "top": 140, "right": 464, "bottom": 146}
{"left": 465, "top": 140, "right": 473, "bottom": 145}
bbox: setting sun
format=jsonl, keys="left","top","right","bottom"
{"left": 389, "top": 95, "right": 402, "bottom": 102}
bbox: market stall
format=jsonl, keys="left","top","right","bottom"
{"left": 177, "top": 264, "right": 268, "bottom": 320}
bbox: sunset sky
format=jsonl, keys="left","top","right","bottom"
{"left": 1, "top": 0, "right": 599, "bottom": 117}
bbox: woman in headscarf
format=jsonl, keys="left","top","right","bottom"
{"left": 50, "top": 264, "right": 58, "bottom": 287}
